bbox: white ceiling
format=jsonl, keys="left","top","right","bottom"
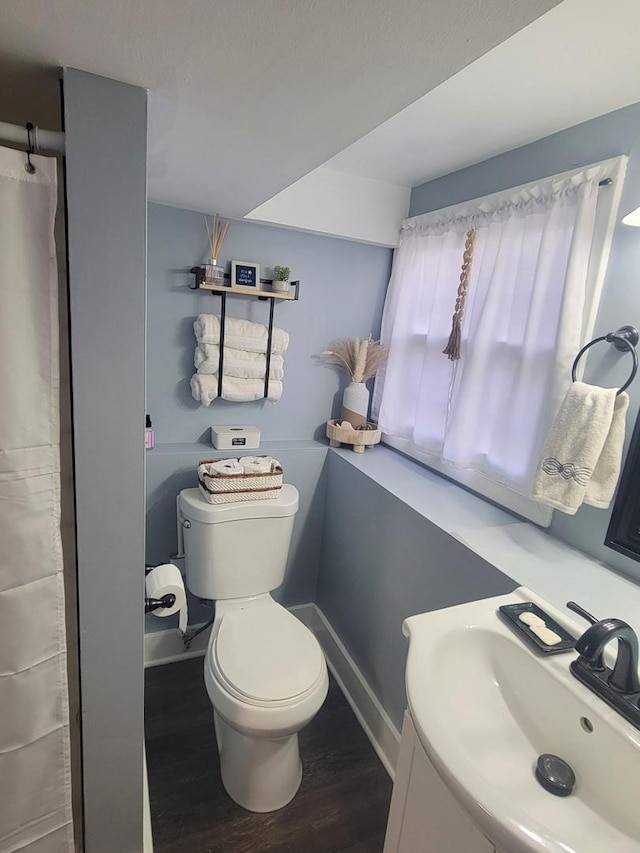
{"left": 324, "top": 0, "right": 640, "bottom": 188}
{"left": 0, "top": 0, "right": 559, "bottom": 218}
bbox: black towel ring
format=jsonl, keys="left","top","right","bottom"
{"left": 571, "top": 325, "right": 639, "bottom": 395}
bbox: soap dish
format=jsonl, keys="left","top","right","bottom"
{"left": 498, "top": 602, "right": 576, "bottom": 654}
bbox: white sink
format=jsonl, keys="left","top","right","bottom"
{"left": 403, "top": 588, "right": 640, "bottom": 853}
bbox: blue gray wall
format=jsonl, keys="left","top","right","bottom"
{"left": 65, "top": 70, "right": 147, "bottom": 853}
{"left": 145, "top": 205, "right": 392, "bottom": 627}
{"left": 410, "top": 102, "right": 640, "bottom": 584}
{"left": 147, "top": 204, "right": 391, "bottom": 443}
{"left": 317, "top": 452, "right": 517, "bottom": 730}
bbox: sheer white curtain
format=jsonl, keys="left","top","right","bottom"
{"left": 373, "top": 158, "right": 626, "bottom": 523}
{"left": 0, "top": 148, "right": 74, "bottom": 851}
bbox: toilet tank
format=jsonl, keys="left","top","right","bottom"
{"left": 178, "top": 484, "right": 299, "bottom": 600}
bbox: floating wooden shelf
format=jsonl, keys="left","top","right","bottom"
{"left": 198, "top": 282, "right": 298, "bottom": 300}
{"left": 190, "top": 267, "right": 300, "bottom": 302}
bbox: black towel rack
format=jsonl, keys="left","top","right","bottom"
{"left": 189, "top": 266, "right": 299, "bottom": 399}
{"left": 571, "top": 325, "right": 639, "bottom": 395}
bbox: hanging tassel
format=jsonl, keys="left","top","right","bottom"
{"left": 443, "top": 229, "right": 476, "bottom": 361}
{"left": 442, "top": 322, "right": 461, "bottom": 361}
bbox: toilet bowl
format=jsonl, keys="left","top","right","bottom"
{"left": 204, "top": 595, "right": 328, "bottom": 812}
{"left": 177, "top": 484, "right": 329, "bottom": 812}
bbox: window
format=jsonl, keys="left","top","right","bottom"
{"left": 373, "top": 157, "right": 627, "bottom": 524}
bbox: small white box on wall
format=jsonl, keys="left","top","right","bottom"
{"left": 211, "top": 425, "right": 261, "bottom": 450}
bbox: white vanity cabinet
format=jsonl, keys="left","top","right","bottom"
{"left": 384, "top": 712, "right": 497, "bottom": 853}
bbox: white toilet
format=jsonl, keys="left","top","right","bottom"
{"left": 177, "top": 483, "right": 328, "bottom": 812}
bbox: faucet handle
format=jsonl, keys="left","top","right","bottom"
{"left": 566, "top": 600, "right": 599, "bottom": 626}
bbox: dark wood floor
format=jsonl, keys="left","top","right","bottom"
{"left": 145, "top": 657, "right": 393, "bottom": 853}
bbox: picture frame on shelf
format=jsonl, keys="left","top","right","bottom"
{"left": 231, "top": 260, "right": 261, "bottom": 289}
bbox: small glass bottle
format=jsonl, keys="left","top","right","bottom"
{"left": 205, "top": 258, "right": 225, "bottom": 288}
{"left": 145, "top": 414, "right": 155, "bottom": 450}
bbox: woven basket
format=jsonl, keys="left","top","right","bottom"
{"left": 198, "top": 457, "right": 283, "bottom": 505}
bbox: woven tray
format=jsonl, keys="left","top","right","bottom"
{"left": 326, "top": 420, "right": 381, "bottom": 453}
{"left": 198, "top": 457, "right": 283, "bottom": 504}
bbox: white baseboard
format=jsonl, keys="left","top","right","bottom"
{"left": 144, "top": 602, "right": 400, "bottom": 777}
{"left": 305, "top": 604, "right": 400, "bottom": 778}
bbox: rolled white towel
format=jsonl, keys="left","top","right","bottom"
{"left": 194, "top": 344, "right": 285, "bottom": 380}
{"left": 239, "top": 455, "right": 277, "bottom": 474}
{"left": 193, "top": 314, "right": 289, "bottom": 354}
{"left": 191, "top": 374, "right": 283, "bottom": 405}
{"left": 201, "top": 459, "right": 244, "bottom": 477}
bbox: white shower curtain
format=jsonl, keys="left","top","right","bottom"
{"left": 0, "top": 148, "right": 74, "bottom": 851}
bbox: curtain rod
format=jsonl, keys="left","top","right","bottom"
{"left": 0, "top": 121, "right": 65, "bottom": 155}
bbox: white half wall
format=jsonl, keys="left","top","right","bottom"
{"left": 245, "top": 167, "right": 409, "bottom": 248}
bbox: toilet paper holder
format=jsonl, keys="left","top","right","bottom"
{"left": 145, "top": 593, "right": 176, "bottom": 614}
{"left": 144, "top": 565, "right": 176, "bottom": 614}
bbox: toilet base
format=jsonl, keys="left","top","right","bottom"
{"left": 214, "top": 711, "right": 303, "bottom": 812}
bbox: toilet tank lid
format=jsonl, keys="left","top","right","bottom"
{"left": 179, "top": 484, "right": 299, "bottom": 523}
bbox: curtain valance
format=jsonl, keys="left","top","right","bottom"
{"left": 401, "top": 162, "right": 616, "bottom": 236}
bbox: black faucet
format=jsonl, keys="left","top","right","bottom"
{"left": 568, "top": 602, "right": 640, "bottom": 728}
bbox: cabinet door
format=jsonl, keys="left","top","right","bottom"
{"left": 384, "top": 712, "right": 494, "bottom": 853}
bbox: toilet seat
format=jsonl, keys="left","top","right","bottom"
{"left": 212, "top": 602, "right": 325, "bottom": 707}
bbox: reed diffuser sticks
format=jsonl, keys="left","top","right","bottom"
{"left": 203, "top": 214, "right": 230, "bottom": 287}
{"left": 204, "top": 213, "right": 230, "bottom": 263}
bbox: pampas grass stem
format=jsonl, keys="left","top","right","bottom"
{"left": 321, "top": 335, "right": 388, "bottom": 382}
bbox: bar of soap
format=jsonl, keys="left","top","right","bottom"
{"left": 518, "top": 612, "right": 545, "bottom": 627}
{"left": 530, "top": 624, "right": 562, "bottom": 645}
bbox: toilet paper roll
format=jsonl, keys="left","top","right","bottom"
{"left": 239, "top": 455, "right": 275, "bottom": 473}
{"left": 145, "top": 563, "right": 188, "bottom": 633}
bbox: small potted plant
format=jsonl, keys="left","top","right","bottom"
{"left": 272, "top": 265, "right": 291, "bottom": 293}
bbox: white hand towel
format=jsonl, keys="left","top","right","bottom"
{"left": 584, "top": 391, "right": 629, "bottom": 508}
{"left": 203, "top": 459, "right": 244, "bottom": 477}
{"left": 191, "top": 374, "right": 283, "bottom": 406}
{"left": 532, "top": 382, "right": 629, "bottom": 515}
{"left": 194, "top": 344, "right": 285, "bottom": 380}
{"left": 193, "top": 315, "right": 289, "bottom": 354}
{"left": 239, "top": 456, "right": 276, "bottom": 474}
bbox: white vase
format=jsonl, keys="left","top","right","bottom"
{"left": 341, "top": 381, "right": 369, "bottom": 428}
{"left": 272, "top": 279, "right": 291, "bottom": 293}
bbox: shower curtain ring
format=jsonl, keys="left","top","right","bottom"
{"left": 25, "top": 123, "right": 36, "bottom": 174}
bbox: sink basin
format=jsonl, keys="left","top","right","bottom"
{"left": 404, "top": 588, "right": 640, "bottom": 853}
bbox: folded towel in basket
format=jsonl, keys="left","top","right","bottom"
{"left": 194, "top": 344, "right": 285, "bottom": 380}
{"left": 239, "top": 456, "right": 274, "bottom": 473}
{"left": 207, "top": 459, "right": 244, "bottom": 476}
{"left": 193, "top": 314, "right": 289, "bottom": 354}
{"left": 532, "top": 382, "right": 629, "bottom": 515}
{"left": 191, "top": 374, "right": 283, "bottom": 405}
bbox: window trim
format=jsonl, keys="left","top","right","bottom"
{"left": 383, "top": 434, "right": 553, "bottom": 526}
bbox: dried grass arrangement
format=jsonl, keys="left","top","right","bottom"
{"left": 321, "top": 336, "right": 388, "bottom": 383}
{"left": 204, "top": 213, "right": 230, "bottom": 262}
